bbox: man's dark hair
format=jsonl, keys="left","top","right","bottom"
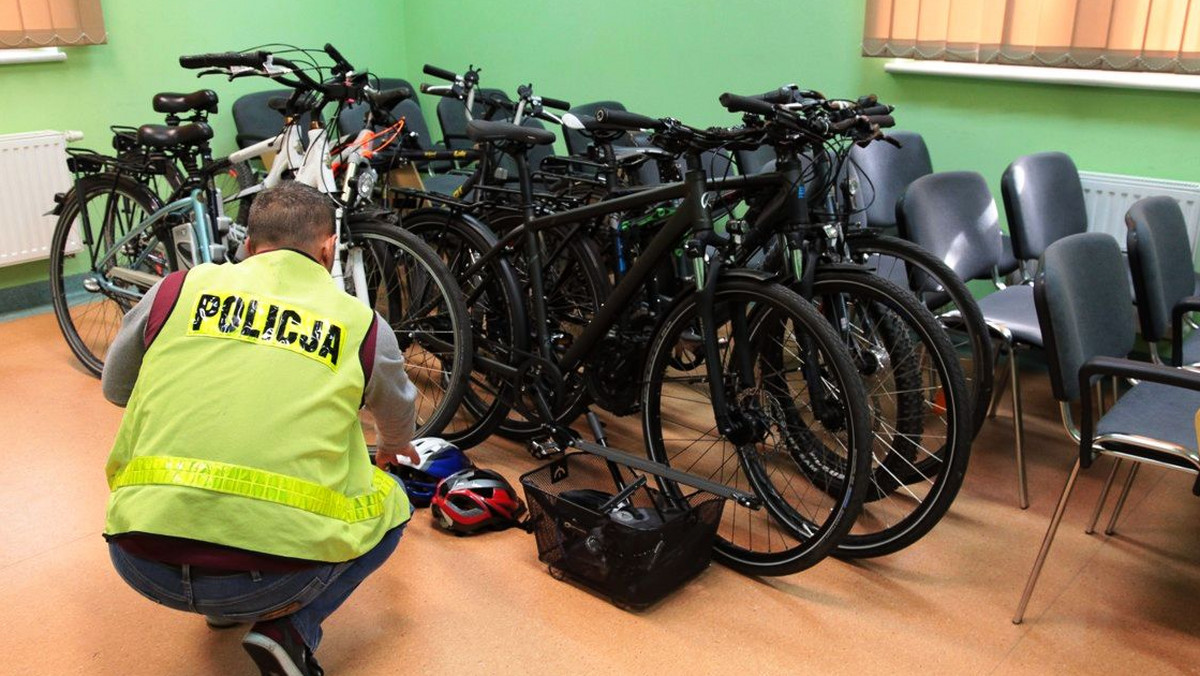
{"left": 246, "top": 181, "right": 335, "bottom": 249}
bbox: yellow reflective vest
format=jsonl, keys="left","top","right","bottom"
{"left": 104, "top": 249, "right": 410, "bottom": 563}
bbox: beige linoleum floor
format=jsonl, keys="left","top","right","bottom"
{"left": 2, "top": 309, "right": 1198, "bottom": 675}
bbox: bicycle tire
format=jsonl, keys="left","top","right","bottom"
{"left": 344, "top": 219, "right": 473, "bottom": 439}
{"left": 846, "top": 232, "right": 993, "bottom": 437}
{"left": 642, "top": 277, "right": 873, "bottom": 576}
{"left": 400, "top": 208, "right": 528, "bottom": 449}
{"left": 474, "top": 210, "right": 612, "bottom": 437}
{"left": 496, "top": 223, "right": 611, "bottom": 439}
{"left": 806, "top": 270, "right": 972, "bottom": 558}
{"left": 49, "top": 173, "right": 174, "bottom": 376}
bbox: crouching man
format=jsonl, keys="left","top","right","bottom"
{"left": 101, "top": 181, "right": 419, "bottom": 676}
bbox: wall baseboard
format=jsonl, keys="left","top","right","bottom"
{"left": 0, "top": 278, "right": 54, "bottom": 314}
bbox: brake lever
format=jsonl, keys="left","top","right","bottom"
{"left": 228, "top": 69, "right": 262, "bottom": 82}
{"left": 196, "top": 68, "right": 228, "bottom": 78}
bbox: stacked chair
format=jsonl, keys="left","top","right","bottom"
{"left": 1013, "top": 231, "right": 1200, "bottom": 623}
{"left": 898, "top": 171, "right": 1044, "bottom": 508}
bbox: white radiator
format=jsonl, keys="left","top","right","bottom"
{"left": 0, "top": 130, "right": 82, "bottom": 268}
{"left": 1079, "top": 171, "right": 1200, "bottom": 262}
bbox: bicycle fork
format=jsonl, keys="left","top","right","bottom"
{"left": 684, "top": 170, "right": 759, "bottom": 447}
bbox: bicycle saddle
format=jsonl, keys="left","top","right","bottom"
{"left": 136, "top": 122, "right": 214, "bottom": 148}
{"left": 466, "top": 119, "right": 556, "bottom": 147}
{"left": 152, "top": 89, "right": 219, "bottom": 115}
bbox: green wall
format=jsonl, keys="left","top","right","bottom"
{"left": 0, "top": 0, "right": 407, "bottom": 291}
{"left": 401, "top": 0, "right": 1197, "bottom": 189}
{"left": 7, "top": 0, "right": 1199, "bottom": 294}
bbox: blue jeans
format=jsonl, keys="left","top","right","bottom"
{"left": 109, "top": 523, "right": 405, "bottom": 651}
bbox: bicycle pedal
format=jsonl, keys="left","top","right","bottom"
{"left": 528, "top": 438, "right": 563, "bottom": 459}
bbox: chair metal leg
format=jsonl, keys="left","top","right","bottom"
{"left": 1086, "top": 459, "right": 1122, "bottom": 534}
{"left": 1009, "top": 343, "right": 1028, "bottom": 509}
{"left": 1104, "top": 463, "right": 1141, "bottom": 535}
{"left": 988, "top": 341, "right": 1011, "bottom": 419}
{"left": 1014, "top": 459, "right": 1082, "bottom": 624}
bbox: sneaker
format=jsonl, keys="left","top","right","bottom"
{"left": 241, "top": 619, "right": 323, "bottom": 676}
{"left": 205, "top": 615, "right": 242, "bottom": 630}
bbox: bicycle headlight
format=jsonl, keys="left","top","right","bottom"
{"left": 356, "top": 167, "right": 378, "bottom": 200}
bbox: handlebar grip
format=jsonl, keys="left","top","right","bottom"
{"left": 179, "top": 51, "right": 267, "bottom": 69}
{"left": 367, "top": 87, "right": 413, "bottom": 110}
{"left": 423, "top": 64, "right": 457, "bottom": 81}
{"left": 594, "top": 108, "right": 665, "bottom": 131}
{"left": 718, "top": 92, "right": 775, "bottom": 116}
{"left": 324, "top": 43, "right": 350, "bottom": 69}
{"left": 830, "top": 117, "right": 857, "bottom": 133}
{"left": 753, "top": 87, "right": 795, "bottom": 104}
{"left": 864, "top": 114, "right": 896, "bottom": 129}
{"left": 859, "top": 104, "right": 894, "bottom": 117}
{"left": 539, "top": 96, "right": 571, "bottom": 111}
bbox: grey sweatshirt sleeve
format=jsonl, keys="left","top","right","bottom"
{"left": 100, "top": 280, "right": 163, "bottom": 407}
{"left": 364, "top": 314, "right": 419, "bottom": 449}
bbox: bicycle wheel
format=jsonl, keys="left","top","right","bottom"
{"left": 808, "top": 270, "right": 971, "bottom": 558}
{"left": 642, "top": 277, "right": 873, "bottom": 576}
{"left": 344, "top": 219, "right": 472, "bottom": 438}
{"left": 49, "top": 173, "right": 175, "bottom": 376}
{"left": 846, "top": 232, "right": 993, "bottom": 436}
{"left": 401, "top": 209, "right": 528, "bottom": 449}
{"left": 480, "top": 212, "right": 611, "bottom": 439}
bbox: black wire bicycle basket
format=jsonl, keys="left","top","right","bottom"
{"left": 520, "top": 452, "right": 724, "bottom": 610}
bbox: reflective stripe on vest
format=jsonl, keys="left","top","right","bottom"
{"left": 110, "top": 456, "right": 397, "bottom": 523}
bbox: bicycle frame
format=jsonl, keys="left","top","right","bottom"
{"left": 78, "top": 188, "right": 213, "bottom": 301}
{"left": 451, "top": 149, "right": 784, "bottom": 435}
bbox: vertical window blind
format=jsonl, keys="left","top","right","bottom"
{"left": 0, "top": 0, "right": 106, "bottom": 49}
{"left": 863, "top": 0, "right": 1200, "bottom": 74}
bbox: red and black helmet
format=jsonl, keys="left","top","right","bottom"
{"left": 430, "top": 468, "right": 526, "bottom": 534}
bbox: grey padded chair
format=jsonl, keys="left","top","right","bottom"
{"left": 232, "top": 89, "right": 321, "bottom": 149}
{"left": 1013, "top": 232, "right": 1200, "bottom": 624}
{"left": 334, "top": 77, "right": 417, "bottom": 137}
{"left": 563, "top": 100, "right": 626, "bottom": 156}
{"left": 849, "top": 131, "right": 1020, "bottom": 277}
{"left": 1126, "top": 195, "right": 1200, "bottom": 366}
{"left": 849, "top": 130, "right": 932, "bottom": 231}
{"left": 436, "top": 87, "right": 511, "bottom": 152}
{"left": 1001, "top": 152, "right": 1089, "bottom": 277}
{"left": 437, "top": 89, "right": 554, "bottom": 177}
{"left": 898, "top": 171, "right": 1044, "bottom": 508}
{"left": 734, "top": 146, "right": 775, "bottom": 176}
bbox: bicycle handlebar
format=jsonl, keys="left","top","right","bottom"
{"left": 594, "top": 108, "right": 666, "bottom": 131}
{"left": 323, "top": 43, "right": 350, "bottom": 72}
{"left": 858, "top": 104, "right": 893, "bottom": 117}
{"left": 752, "top": 87, "right": 796, "bottom": 105}
{"left": 179, "top": 51, "right": 268, "bottom": 69}
{"left": 718, "top": 92, "right": 776, "bottom": 117}
{"left": 423, "top": 64, "right": 457, "bottom": 81}
{"left": 539, "top": 95, "right": 571, "bottom": 111}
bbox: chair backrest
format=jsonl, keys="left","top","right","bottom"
{"left": 896, "top": 171, "right": 1002, "bottom": 282}
{"left": 563, "top": 100, "right": 626, "bottom": 156}
{"left": 734, "top": 146, "right": 775, "bottom": 176}
{"left": 1035, "top": 232, "right": 1136, "bottom": 402}
{"left": 437, "top": 88, "right": 510, "bottom": 151}
{"left": 338, "top": 98, "right": 436, "bottom": 150}
{"left": 1001, "top": 151, "right": 1088, "bottom": 261}
{"left": 1126, "top": 195, "right": 1195, "bottom": 343}
{"left": 232, "top": 89, "right": 319, "bottom": 149}
{"left": 846, "top": 130, "right": 932, "bottom": 230}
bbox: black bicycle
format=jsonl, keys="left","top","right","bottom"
{"left": 409, "top": 106, "right": 877, "bottom": 575}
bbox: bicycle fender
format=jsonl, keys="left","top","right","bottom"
{"left": 403, "top": 207, "right": 500, "bottom": 244}
{"left": 346, "top": 208, "right": 397, "bottom": 225}
{"left": 819, "top": 261, "right": 875, "bottom": 273}
{"left": 716, "top": 267, "right": 777, "bottom": 283}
